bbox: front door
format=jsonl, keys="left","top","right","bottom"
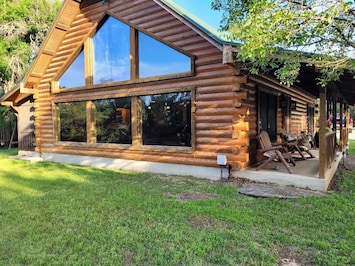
{"left": 258, "top": 90, "right": 277, "bottom": 142}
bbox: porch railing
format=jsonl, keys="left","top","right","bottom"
{"left": 339, "top": 128, "right": 349, "bottom": 152}
{"left": 19, "top": 131, "right": 35, "bottom": 151}
{"left": 325, "top": 131, "right": 337, "bottom": 168}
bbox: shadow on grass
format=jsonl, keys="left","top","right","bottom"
{"left": 0, "top": 155, "right": 143, "bottom": 200}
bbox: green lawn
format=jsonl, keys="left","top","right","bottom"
{"left": 348, "top": 139, "right": 355, "bottom": 155}
{"left": 0, "top": 148, "right": 354, "bottom": 265}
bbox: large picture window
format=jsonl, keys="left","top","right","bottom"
{"left": 56, "top": 91, "right": 192, "bottom": 148}
{"left": 58, "top": 102, "right": 86, "bottom": 142}
{"left": 141, "top": 92, "right": 191, "bottom": 146}
{"left": 94, "top": 98, "right": 132, "bottom": 144}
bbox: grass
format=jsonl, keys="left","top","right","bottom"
{"left": 1, "top": 148, "right": 354, "bottom": 265}
{"left": 348, "top": 139, "right": 355, "bottom": 155}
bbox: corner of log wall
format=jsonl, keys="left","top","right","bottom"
{"left": 231, "top": 74, "right": 251, "bottom": 170}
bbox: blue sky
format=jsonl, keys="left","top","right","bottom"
{"left": 172, "top": 0, "right": 223, "bottom": 30}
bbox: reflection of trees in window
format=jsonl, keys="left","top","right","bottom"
{"left": 58, "top": 102, "right": 86, "bottom": 142}
{"left": 141, "top": 92, "right": 191, "bottom": 146}
{"left": 94, "top": 98, "right": 132, "bottom": 144}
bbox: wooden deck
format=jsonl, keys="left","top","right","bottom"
{"left": 233, "top": 149, "right": 343, "bottom": 191}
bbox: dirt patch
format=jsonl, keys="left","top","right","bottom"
{"left": 188, "top": 215, "right": 215, "bottom": 230}
{"left": 328, "top": 154, "right": 355, "bottom": 191}
{"left": 338, "top": 154, "right": 355, "bottom": 171}
{"left": 277, "top": 247, "right": 314, "bottom": 266}
{"left": 173, "top": 191, "right": 215, "bottom": 201}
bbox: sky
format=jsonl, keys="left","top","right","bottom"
{"left": 172, "top": 0, "right": 223, "bottom": 30}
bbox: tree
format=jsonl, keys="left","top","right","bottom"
{"left": 0, "top": 0, "right": 61, "bottom": 94}
{"left": 0, "top": 0, "right": 60, "bottom": 147}
{"left": 212, "top": 0, "right": 355, "bottom": 87}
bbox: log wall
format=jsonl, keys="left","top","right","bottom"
{"left": 31, "top": 0, "right": 316, "bottom": 171}
{"left": 33, "top": 0, "right": 246, "bottom": 170}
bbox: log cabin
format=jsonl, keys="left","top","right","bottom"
{"left": 1, "top": 0, "right": 354, "bottom": 190}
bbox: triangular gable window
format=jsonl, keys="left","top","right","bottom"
{"left": 138, "top": 32, "right": 191, "bottom": 78}
{"left": 59, "top": 49, "right": 85, "bottom": 88}
{"left": 58, "top": 16, "right": 192, "bottom": 89}
{"left": 93, "top": 16, "right": 130, "bottom": 84}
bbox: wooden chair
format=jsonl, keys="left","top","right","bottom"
{"left": 279, "top": 132, "right": 315, "bottom": 160}
{"left": 256, "top": 131, "right": 296, "bottom": 174}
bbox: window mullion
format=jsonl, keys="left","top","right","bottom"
{"left": 87, "top": 101, "right": 96, "bottom": 144}
{"left": 131, "top": 96, "right": 141, "bottom": 146}
{"left": 85, "top": 38, "right": 94, "bottom": 86}
{"left": 130, "top": 27, "right": 138, "bottom": 80}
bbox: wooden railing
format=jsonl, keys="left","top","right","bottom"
{"left": 325, "top": 131, "right": 337, "bottom": 169}
{"left": 339, "top": 128, "right": 349, "bottom": 152}
{"left": 19, "top": 132, "right": 35, "bottom": 151}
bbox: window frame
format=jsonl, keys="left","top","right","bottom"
{"left": 53, "top": 87, "right": 195, "bottom": 152}
{"left": 53, "top": 14, "right": 195, "bottom": 94}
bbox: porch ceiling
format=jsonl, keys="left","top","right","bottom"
{"left": 297, "top": 65, "right": 355, "bottom": 106}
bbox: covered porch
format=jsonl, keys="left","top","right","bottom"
{"left": 237, "top": 67, "right": 354, "bottom": 191}
{"left": 235, "top": 148, "right": 344, "bottom": 191}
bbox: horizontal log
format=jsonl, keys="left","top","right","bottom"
{"left": 196, "top": 123, "right": 232, "bottom": 130}
{"left": 196, "top": 107, "right": 235, "bottom": 116}
{"left": 196, "top": 137, "right": 249, "bottom": 146}
{"left": 195, "top": 115, "right": 232, "bottom": 123}
{"left": 233, "top": 122, "right": 250, "bottom": 131}
{"left": 233, "top": 90, "right": 248, "bottom": 99}
{"left": 195, "top": 144, "right": 233, "bottom": 153}
{"left": 233, "top": 75, "right": 247, "bottom": 84}
{"left": 197, "top": 100, "right": 233, "bottom": 109}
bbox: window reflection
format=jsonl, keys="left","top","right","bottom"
{"left": 58, "top": 102, "right": 86, "bottom": 142}
{"left": 59, "top": 49, "right": 85, "bottom": 88}
{"left": 94, "top": 98, "right": 132, "bottom": 144}
{"left": 58, "top": 16, "right": 193, "bottom": 89}
{"left": 138, "top": 32, "right": 191, "bottom": 78}
{"left": 93, "top": 17, "right": 130, "bottom": 84}
{"left": 141, "top": 92, "right": 191, "bottom": 146}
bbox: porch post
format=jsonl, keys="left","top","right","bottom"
{"left": 345, "top": 105, "right": 350, "bottom": 146}
{"left": 339, "top": 101, "right": 344, "bottom": 150}
{"left": 319, "top": 87, "right": 327, "bottom": 178}
{"left": 332, "top": 97, "right": 337, "bottom": 131}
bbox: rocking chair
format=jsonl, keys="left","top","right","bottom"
{"left": 256, "top": 131, "right": 296, "bottom": 174}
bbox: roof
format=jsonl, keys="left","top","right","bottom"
{"left": 159, "top": 0, "right": 232, "bottom": 45}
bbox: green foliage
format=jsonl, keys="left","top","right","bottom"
{"left": 0, "top": 106, "right": 16, "bottom": 146}
{"left": 348, "top": 139, "right": 355, "bottom": 155}
{"left": 0, "top": 150, "right": 354, "bottom": 265}
{"left": 0, "top": 0, "right": 61, "bottom": 93}
{"left": 212, "top": 0, "right": 355, "bottom": 86}
{"left": 58, "top": 102, "right": 87, "bottom": 142}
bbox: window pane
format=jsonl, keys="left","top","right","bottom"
{"left": 141, "top": 92, "right": 191, "bottom": 146}
{"left": 59, "top": 50, "right": 85, "bottom": 88}
{"left": 94, "top": 98, "right": 132, "bottom": 144}
{"left": 93, "top": 17, "right": 130, "bottom": 84}
{"left": 58, "top": 102, "right": 86, "bottom": 142}
{"left": 139, "top": 32, "right": 191, "bottom": 78}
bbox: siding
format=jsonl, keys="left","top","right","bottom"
{"left": 33, "top": 0, "right": 247, "bottom": 169}
{"left": 32, "top": 0, "right": 316, "bottom": 171}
